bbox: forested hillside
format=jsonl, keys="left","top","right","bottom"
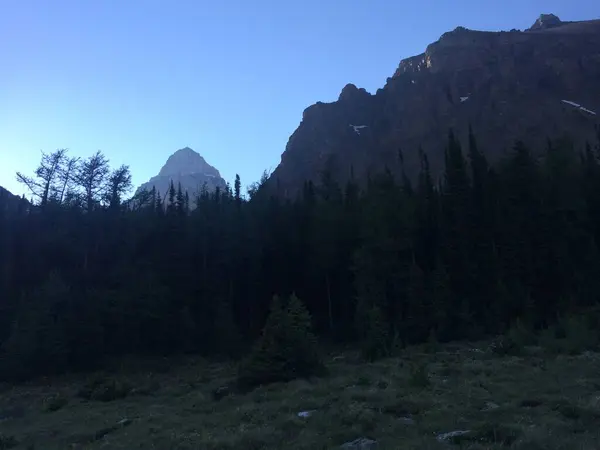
{"left": 1, "top": 127, "right": 600, "bottom": 381}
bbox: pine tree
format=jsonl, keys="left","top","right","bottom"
{"left": 237, "top": 294, "right": 324, "bottom": 389}
{"left": 234, "top": 174, "right": 242, "bottom": 205}
{"left": 176, "top": 182, "right": 185, "bottom": 215}
{"left": 440, "top": 129, "right": 472, "bottom": 334}
{"left": 415, "top": 148, "right": 439, "bottom": 273}
{"left": 496, "top": 140, "right": 541, "bottom": 320}
{"left": 467, "top": 127, "right": 499, "bottom": 326}
{"left": 287, "top": 293, "right": 321, "bottom": 362}
{"left": 237, "top": 295, "right": 286, "bottom": 388}
{"left": 155, "top": 190, "right": 164, "bottom": 215}
{"left": 358, "top": 301, "right": 390, "bottom": 361}
{"left": 150, "top": 186, "right": 157, "bottom": 212}
{"left": 167, "top": 180, "right": 176, "bottom": 215}
{"left": 356, "top": 169, "right": 414, "bottom": 336}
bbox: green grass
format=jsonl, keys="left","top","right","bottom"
{"left": 1, "top": 342, "right": 600, "bottom": 449}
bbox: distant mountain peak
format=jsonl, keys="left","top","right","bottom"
{"left": 158, "top": 147, "right": 221, "bottom": 178}
{"left": 136, "top": 148, "right": 226, "bottom": 202}
{"left": 529, "top": 13, "right": 563, "bottom": 31}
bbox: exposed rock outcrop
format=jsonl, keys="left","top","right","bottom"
{"left": 528, "top": 14, "right": 564, "bottom": 31}
{"left": 268, "top": 15, "right": 600, "bottom": 197}
{"left": 136, "top": 147, "right": 226, "bottom": 201}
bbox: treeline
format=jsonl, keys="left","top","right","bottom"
{"left": 1, "top": 127, "right": 600, "bottom": 380}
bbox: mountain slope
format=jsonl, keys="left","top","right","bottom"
{"left": 268, "top": 14, "right": 600, "bottom": 197}
{"left": 136, "top": 148, "right": 227, "bottom": 200}
{"left": 0, "top": 186, "right": 27, "bottom": 214}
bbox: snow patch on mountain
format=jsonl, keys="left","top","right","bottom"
{"left": 562, "top": 100, "right": 596, "bottom": 115}
{"left": 350, "top": 125, "right": 368, "bottom": 135}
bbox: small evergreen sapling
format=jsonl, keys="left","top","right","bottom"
{"left": 359, "top": 302, "right": 390, "bottom": 362}
{"left": 237, "top": 293, "right": 324, "bottom": 389}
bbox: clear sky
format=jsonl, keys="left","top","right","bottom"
{"left": 0, "top": 0, "right": 597, "bottom": 197}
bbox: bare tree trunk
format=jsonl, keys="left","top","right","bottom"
{"left": 58, "top": 157, "right": 79, "bottom": 203}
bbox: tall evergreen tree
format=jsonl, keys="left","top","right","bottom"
{"left": 440, "top": 130, "right": 472, "bottom": 335}
{"left": 466, "top": 127, "right": 498, "bottom": 327}
{"left": 176, "top": 182, "right": 185, "bottom": 215}
{"left": 167, "top": 180, "right": 176, "bottom": 215}
{"left": 234, "top": 174, "right": 242, "bottom": 205}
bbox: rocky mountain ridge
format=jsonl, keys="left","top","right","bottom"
{"left": 136, "top": 148, "right": 226, "bottom": 201}
{"left": 0, "top": 186, "right": 17, "bottom": 199}
{"left": 0, "top": 186, "right": 28, "bottom": 213}
{"left": 529, "top": 13, "right": 566, "bottom": 31}
{"left": 268, "top": 14, "right": 600, "bottom": 197}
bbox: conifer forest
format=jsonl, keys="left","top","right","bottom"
{"left": 2, "top": 128, "right": 600, "bottom": 385}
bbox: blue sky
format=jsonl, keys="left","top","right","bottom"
{"left": 0, "top": 0, "right": 597, "bottom": 197}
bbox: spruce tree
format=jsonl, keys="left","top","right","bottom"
{"left": 287, "top": 293, "right": 321, "bottom": 365}
{"left": 167, "top": 180, "right": 176, "bottom": 215}
{"left": 467, "top": 127, "right": 498, "bottom": 326}
{"left": 176, "top": 182, "right": 185, "bottom": 215}
{"left": 441, "top": 129, "right": 472, "bottom": 334}
{"left": 358, "top": 301, "right": 390, "bottom": 361}
{"left": 155, "top": 190, "right": 164, "bottom": 215}
{"left": 237, "top": 294, "right": 323, "bottom": 389}
{"left": 150, "top": 186, "right": 157, "bottom": 211}
{"left": 415, "top": 149, "right": 439, "bottom": 273}
{"left": 234, "top": 174, "right": 242, "bottom": 205}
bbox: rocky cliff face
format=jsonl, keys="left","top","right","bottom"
{"left": 529, "top": 14, "right": 565, "bottom": 31}
{"left": 136, "top": 148, "right": 226, "bottom": 200}
{"left": 0, "top": 186, "right": 27, "bottom": 213}
{"left": 269, "top": 15, "right": 600, "bottom": 197}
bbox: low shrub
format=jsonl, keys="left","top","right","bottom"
{"left": 78, "top": 377, "right": 131, "bottom": 402}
